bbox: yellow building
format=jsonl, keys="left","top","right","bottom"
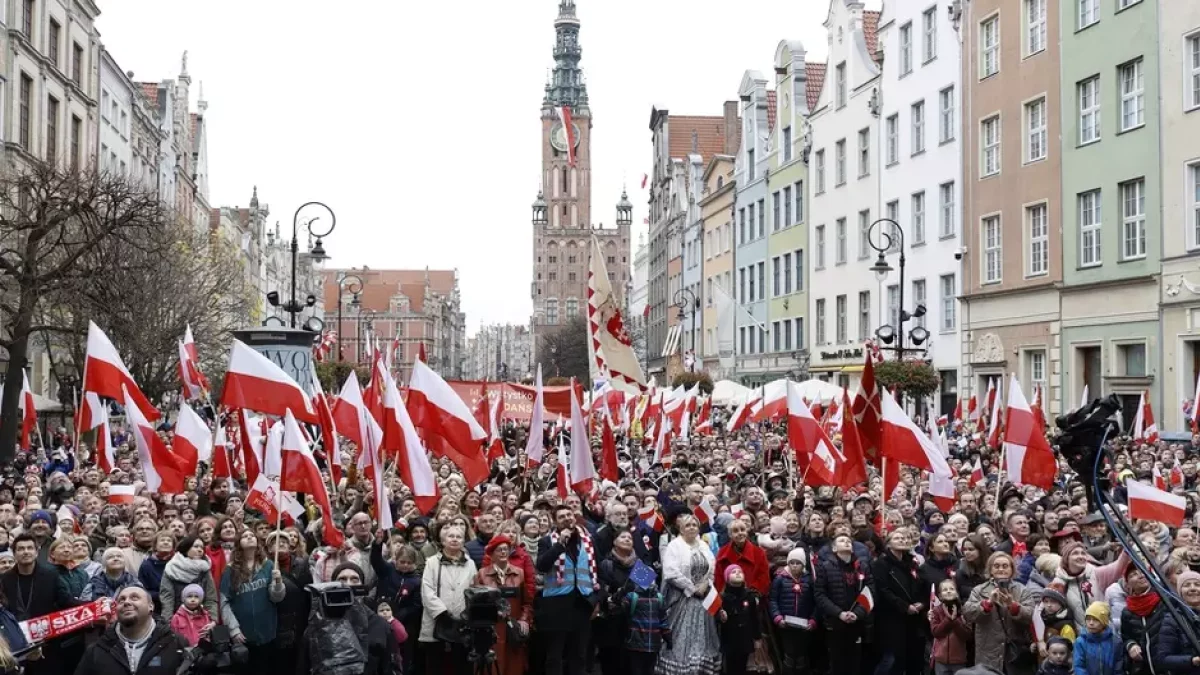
{"left": 700, "top": 155, "right": 736, "bottom": 377}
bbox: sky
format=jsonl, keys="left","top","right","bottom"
{"left": 97, "top": 0, "right": 831, "bottom": 332}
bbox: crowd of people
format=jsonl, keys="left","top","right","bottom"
{"left": 0, "top": 396, "right": 1198, "bottom": 675}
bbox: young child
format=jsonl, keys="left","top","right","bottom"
{"left": 1040, "top": 636, "right": 1074, "bottom": 675}
{"left": 375, "top": 600, "right": 407, "bottom": 673}
{"left": 388, "top": 545, "right": 423, "bottom": 670}
{"left": 720, "top": 564, "right": 762, "bottom": 675}
{"left": 169, "top": 584, "right": 212, "bottom": 647}
{"left": 1074, "top": 601, "right": 1122, "bottom": 675}
{"left": 624, "top": 580, "right": 672, "bottom": 675}
{"left": 1036, "top": 586, "right": 1078, "bottom": 660}
{"left": 769, "top": 548, "right": 815, "bottom": 675}
{"left": 929, "top": 578, "right": 973, "bottom": 675}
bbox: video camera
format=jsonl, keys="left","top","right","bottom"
{"left": 308, "top": 581, "right": 366, "bottom": 619}
{"left": 178, "top": 624, "right": 248, "bottom": 675}
{"left": 1054, "top": 393, "right": 1123, "bottom": 510}
{"left": 462, "top": 586, "right": 505, "bottom": 665}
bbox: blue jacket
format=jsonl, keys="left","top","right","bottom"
{"left": 369, "top": 541, "right": 422, "bottom": 626}
{"left": 220, "top": 561, "right": 279, "bottom": 646}
{"left": 769, "top": 569, "right": 815, "bottom": 624}
{"left": 138, "top": 556, "right": 168, "bottom": 598}
{"left": 0, "top": 606, "right": 26, "bottom": 654}
{"left": 82, "top": 570, "right": 137, "bottom": 601}
{"left": 1075, "top": 627, "right": 1123, "bottom": 675}
{"left": 1155, "top": 611, "right": 1200, "bottom": 675}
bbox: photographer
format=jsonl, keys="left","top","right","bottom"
{"left": 420, "top": 523, "right": 476, "bottom": 675}
{"left": 963, "top": 552, "right": 1036, "bottom": 675}
{"left": 296, "top": 563, "right": 396, "bottom": 675}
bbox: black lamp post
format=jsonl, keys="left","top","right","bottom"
{"left": 867, "top": 218, "right": 929, "bottom": 360}
{"left": 673, "top": 287, "right": 699, "bottom": 371}
{"left": 357, "top": 310, "right": 375, "bottom": 364}
{"left": 267, "top": 202, "right": 335, "bottom": 329}
{"left": 336, "top": 272, "right": 363, "bottom": 362}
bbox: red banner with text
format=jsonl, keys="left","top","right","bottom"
{"left": 445, "top": 381, "right": 583, "bottom": 422}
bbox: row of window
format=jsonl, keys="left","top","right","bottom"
{"left": 812, "top": 183, "right": 955, "bottom": 269}
{"left": 811, "top": 274, "right": 957, "bottom": 348}
{"left": 16, "top": 73, "right": 84, "bottom": 169}
{"left": 25, "top": 1, "right": 87, "bottom": 90}
{"left": 895, "top": 6, "right": 941, "bottom": 78}
{"left": 739, "top": 318, "right": 806, "bottom": 356}
{"left": 539, "top": 298, "right": 580, "bottom": 326}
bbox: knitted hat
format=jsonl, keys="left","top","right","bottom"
{"left": 182, "top": 584, "right": 204, "bottom": 601}
{"left": 1040, "top": 587, "right": 1068, "bottom": 608}
{"left": 331, "top": 562, "right": 365, "bottom": 583}
{"left": 1176, "top": 569, "right": 1200, "bottom": 593}
{"left": 787, "top": 548, "right": 808, "bottom": 566}
{"left": 1058, "top": 540, "right": 1085, "bottom": 564}
{"left": 28, "top": 510, "right": 52, "bottom": 526}
{"left": 1084, "top": 601, "right": 1110, "bottom": 625}
{"left": 724, "top": 564, "right": 744, "bottom": 584}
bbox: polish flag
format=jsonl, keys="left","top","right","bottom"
{"left": 279, "top": 409, "right": 344, "bottom": 548}
{"left": 80, "top": 392, "right": 114, "bottom": 474}
{"left": 332, "top": 372, "right": 371, "bottom": 454}
{"left": 652, "top": 407, "right": 673, "bottom": 468}
{"left": 638, "top": 504, "right": 663, "bottom": 533}
{"left": 969, "top": 456, "right": 984, "bottom": 487}
{"left": 407, "top": 359, "right": 489, "bottom": 487}
{"left": 569, "top": 380, "right": 597, "bottom": 495}
{"left": 967, "top": 395, "right": 979, "bottom": 422}
{"left": 1030, "top": 385, "right": 1046, "bottom": 431}
{"left": 382, "top": 364, "right": 437, "bottom": 516}
{"left": 1170, "top": 464, "right": 1184, "bottom": 488}
{"left": 19, "top": 371, "right": 36, "bottom": 450}
{"left": 599, "top": 401, "right": 619, "bottom": 483}
{"left": 261, "top": 420, "right": 285, "bottom": 479}
{"left": 485, "top": 386, "right": 506, "bottom": 462}
{"left": 84, "top": 321, "right": 159, "bottom": 421}
{"left": 220, "top": 341, "right": 317, "bottom": 423}
{"left": 237, "top": 409, "right": 264, "bottom": 488}
{"left": 702, "top": 586, "right": 723, "bottom": 616}
{"left": 728, "top": 395, "right": 759, "bottom": 433}
{"left": 1002, "top": 375, "right": 1056, "bottom": 490}
{"left": 694, "top": 397, "right": 712, "bottom": 435}
{"left": 835, "top": 389, "right": 869, "bottom": 489}
{"left": 929, "top": 471, "right": 956, "bottom": 513}
{"left": 558, "top": 106, "right": 577, "bottom": 166}
{"left": 554, "top": 434, "right": 570, "bottom": 500}
{"left": 852, "top": 353, "right": 883, "bottom": 465}
{"left": 107, "top": 484, "right": 136, "bottom": 504}
{"left": 524, "top": 365, "right": 547, "bottom": 467}
{"left": 1132, "top": 390, "right": 1158, "bottom": 444}
{"left": 987, "top": 379, "right": 1004, "bottom": 449}
{"left": 879, "top": 392, "right": 952, "bottom": 477}
{"left": 178, "top": 340, "right": 203, "bottom": 400}
{"left": 856, "top": 586, "right": 874, "bottom": 612}
{"left": 125, "top": 384, "right": 185, "bottom": 494}
{"left": 729, "top": 503, "right": 746, "bottom": 519}
{"left": 311, "top": 374, "right": 342, "bottom": 486}
{"left": 951, "top": 399, "right": 963, "bottom": 427}
{"left": 1153, "top": 465, "right": 1167, "bottom": 491}
{"left": 246, "top": 474, "right": 283, "bottom": 523}
{"left": 211, "top": 422, "right": 233, "bottom": 479}
{"left": 173, "top": 401, "right": 212, "bottom": 475}
{"left": 1126, "top": 479, "right": 1186, "bottom": 527}
{"left": 694, "top": 496, "right": 717, "bottom": 525}
{"left": 787, "top": 380, "right": 842, "bottom": 487}
{"left": 984, "top": 379, "right": 997, "bottom": 422}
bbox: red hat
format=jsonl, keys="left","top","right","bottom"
{"left": 485, "top": 535, "right": 514, "bottom": 557}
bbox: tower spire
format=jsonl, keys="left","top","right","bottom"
{"left": 546, "top": 0, "right": 587, "bottom": 114}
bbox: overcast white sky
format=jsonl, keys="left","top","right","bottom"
{"left": 97, "top": 1, "right": 833, "bottom": 332}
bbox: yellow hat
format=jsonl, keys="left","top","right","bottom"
{"left": 1085, "top": 601, "right": 1110, "bottom": 625}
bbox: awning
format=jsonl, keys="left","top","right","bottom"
{"left": 841, "top": 364, "right": 865, "bottom": 373}
{"left": 809, "top": 365, "right": 844, "bottom": 373}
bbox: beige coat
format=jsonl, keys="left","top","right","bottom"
{"left": 419, "top": 552, "right": 478, "bottom": 643}
{"left": 962, "top": 578, "right": 1036, "bottom": 675}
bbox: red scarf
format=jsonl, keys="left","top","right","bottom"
{"left": 1125, "top": 591, "right": 1160, "bottom": 617}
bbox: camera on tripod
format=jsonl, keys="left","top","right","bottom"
{"left": 462, "top": 586, "right": 507, "bottom": 671}
{"left": 1055, "top": 393, "right": 1123, "bottom": 509}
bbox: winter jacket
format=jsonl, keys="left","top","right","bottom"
{"left": 82, "top": 569, "right": 138, "bottom": 600}
{"left": 623, "top": 588, "right": 671, "bottom": 653}
{"left": 73, "top": 619, "right": 189, "bottom": 675}
{"left": 465, "top": 532, "right": 492, "bottom": 569}
{"left": 169, "top": 605, "right": 210, "bottom": 647}
{"left": 963, "top": 578, "right": 1037, "bottom": 675}
{"left": 1075, "top": 627, "right": 1123, "bottom": 675}
{"left": 1040, "top": 660, "right": 1075, "bottom": 675}
{"left": 930, "top": 602, "right": 973, "bottom": 665}
{"left": 219, "top": 560, "right": 285, "bottom": 646}
{"left": 813, "top": 552, "right": 872, "bottom": 631}
{"left": 921, "top": 554, "right": 959, "bottom": 594}
{"left": 768, "top": 568, "right": 815, "bottom": 626}
{"left": 872, "top": 549, "right": 929, "bottom": 645}
{"left": 419, "top": 552, "right": 477, "bottom": 642}
{"left": 483, "top": 542, "right": 537, "bottom": 608}
{"left": 55, "top": 563, "right": 88, "bottom": 600}
{"left": 158, "top": 553, "right": 217, "bottom": 621}
{"left": 596, "top": 553, "right": 636, "bottom": 649}
{"left": 137, "top": 555, "right": 169, "bottom": 610}
{"left": 1120, "top": 599, "right": 1166, "bottom": 675}
{"left": 1154, "top": 610, "right": 1200, "bottom": 675}
{"left": 719, "top": 585, "right": 761, "bottom": 655}
{"left": 0, "top": 563, "right": 79, "bottom": 620}
{"left": 0, "top": 606, "right": 27, "bottom": 654}
{"left": 1055, "top": 553, "right": 1131, "bottom": 632}
{"left": 272, "top": 555, "right": 312, "bottom": 650}
{"left": 956, "top": 560, "right": 989, "bottom": 609}
{"left": 715, "top": 540, "right": 771, "bottom": 596}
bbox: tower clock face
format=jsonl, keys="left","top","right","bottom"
{"left": 550, "top": 122, "right": 581, "bottom": 152}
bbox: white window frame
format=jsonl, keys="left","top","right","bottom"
{"left": 1116, "top": 0, "right": 1141, "bottom": 9}
{"left": 1121, "top": 178, "right": 1146, "bottom": 260}
{"left": 1120, "top": 59, "right": 1145, "bottom": 132}
{"left": 1079, "top": 76, "right": 1101, "bottom": 145}
{"left": 912, "top": 279, "right": 927, "bottom": 328}
{"left": 1078, "top": 0, "right": 1099, "bottom": 29}
{"left": 1025, "top": 0, "right": 1046, "bottom": 56}
{"left": 836, "top": 295, "right": 847, "bottom": 343}
{"left": 981, "top": 15, "right": 1000, "bottom": 78}
{"left": 1188, "top": 34, "right": 1200, "bottom": 111}
{"left": 816, "top": 299, "right": 826, "bottom": 345}
{"left": 912, "top": 191, "right": 926, "bottom": 244}
{"left": 939, "top": 86, "right": 955, "bottom": 143}
{"left": 911, "top": 100, "right": 925, "bottom": 155}
{"left": 1190, "top": 162, "right": 1200, "bottom": 251}
{"left": 886, "top": 114, "right": 899, "bottom": 165}
{"left": 815, "top": 225, "right": 826, "bottom": 269}
{"left": 835, "top": 139, "right": 846, "bottom": 185}
{"left": 982, "top": 115, "right": 1001, "bottom": 176}
{"left": 836, "top": 218, "right": 847, "bottom": 264}
{"left": 922, "top": 7, "right": 937, "bottom": 63}
{"left": 899, "top": 22, "right": 913, "bottom": 75}
{"left": 858, "top": 211, "right": 871, "bottom": 259}
{"left": 939, "top": 182, "right": 956, "bottom": 239}
{"left": 858, "top": 128, "right": 870, "bottom": 178}
{"left": 1025, "top": 96, "right": 1047, "bottom": 163}
{"left": 983, "top": 215, "right": 1002, "bottom": 283}
{"left": 815, "top": 150, "right": 825, "bottom": 193}
{"left": 1028, "top": 350, "right": 1047, "bottom": 387}
{"left": 940, "top": 274, "right": 956, "bottom": 331}
{"left": 1027, "top": 202, "right": 1049, "bottom": 277}
{"left": 858, "top": 291, "right": 871, "bottom": 341}
{"left": 1079, "top": 189, "right": 1103, "bottom": 267}
{"left": 836, "top": 62, "right": 847, "bottom": 108}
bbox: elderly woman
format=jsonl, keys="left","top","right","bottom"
{"left": 657, "top": 513, "right": 721, "bottom": 675}
{"left": 1054, "top": 540, "right": 1130, "bottom": 632}
{"left": 476, "top": 535, "right": 530, "bottom": 675}
{"left": 421, "top": 523, "right": 477, "bottom": 675}
{"left": 963, "top": 551, "right": 1037, "bottom": 675}
{"left": 82, "top": 546, "right": 138, "bottom": 600}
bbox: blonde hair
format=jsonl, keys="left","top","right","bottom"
{"left": 0, "top": 633, "right": 15, "bottom": 670}
{"left": 1035, "top": 553, "right": 1061, "bottom": 577}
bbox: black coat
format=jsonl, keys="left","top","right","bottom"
{"left": 813, "top": 553, "right": 872, "bottom": 632}
{"left": 872, "top": 550, "right": 928, "bottom": 644}
{"left": 1120, "top": 601, "right": 1166, "bottom": 675}
{"left": 595, "top": 553, "right": 636, "bottom": 648}
{"left": 919, "top": 554, "right": 958, "bottom": 598}
{"left": 0, "top": 563, "right": 78, "bottom": 620}
{"left": 73, "top": 620, "right": 188, "bottom": 675}
{"left": 719, "top": 586, "right": 761, "bottom": 654}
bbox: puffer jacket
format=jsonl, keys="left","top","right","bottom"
{"left": 813, "top": 552, "right": 872, "bottom": 631}
{"left": 872, "top": 549, "right": 928, "bottom": 644}
{"left": 929, "top": 602, "right": 973, "bottom": 665}
{"left": 74, "top": 619, "right": 189, "bottom": 675}
{"left": 1075, "top": 626, "right": 1123, "bottom": 675}
{"left": 768, "top": 568, "right": 815, "bottom": 625}
{"left": 1120, "top": 599, "right": 1166, "bottom": 675}
{"left": 1154, "top": 610, "right": 1200, "bottom": 675}
{"left": 82, "top": 569, "right": 138, "bottom": 600}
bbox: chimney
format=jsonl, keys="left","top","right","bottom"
{"left": 723, "top": 101, "right": 740, "bottom": 155}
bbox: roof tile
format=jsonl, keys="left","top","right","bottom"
{"left": 138, "top": 82, "right": 159, "bottom": 109}
{"left": 806, "top": 62, "right": 825, "bottom": 112}
{"left": 863, "top": 11, "right": 881, "bottom": 63}
{"left": 667, "top": 115, "right": 727, "bottom": 162}
{"left": 766, "top": 91, "right": 777, "bottom": 132}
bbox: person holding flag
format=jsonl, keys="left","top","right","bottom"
{"left": 813, "top": 533, "right": 873, "bottom": 675}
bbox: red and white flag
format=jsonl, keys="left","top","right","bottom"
{"left": 19, "top": 371, "right": 36, "bottom": 450}
{"left": 558, "top": 106, "right": 577, "bottom": 166}
{"left": 211, "top": 422, "right": 233, "bottom": 479}
{"left": 1126, "top": 479, "right": 1186, "bottom": 527}
{"left": 107, "top": 484, "right": 136, "bottom": 504}
{"left": 638, "top": 504, "right": 663, "bottom": 533}
{"left": 407, "top": 359, "right": 489, "bottom": 487}
{"left": 652, "top": 406, "right": 673, "bottom": 468}
{"left": 969, "top": 456, "right": 984, "bottom": 488}
{"left": 1132, "top": 390, "right": 1158, "bottom": 444}
{"left": 852, "top": 353, "right": 883, "bottom": 465}
{"left": 178, "top": 325, "right": 210, "bottom": 399}
{"left": 929, "top": 470, "right": 957, "bottom": 513}
{"left": 728, "top": 395, "right": 758, "bottom": 433}
{"left": 332, "top": 372, "right": 373, "bottom": 456}
{"left": 569, "top": 379, "right": 597, "bottom": 495}
{"left": 987, "top": 378, "right": 1004, "bottom": 449}
{"left": 484, "top": 383, "right": 506, "bottom": 462}
{"left": 834, "top": 389, "right": 869, "bottom": 488}
{"left": 245, "top": 474, "right": 304, "bottom": 526}
{"left": 125, "top": 384, "right": 185, "bottom": 494}
{"left": 729, "top": 503, "right": 746, "bottom": 519}
{"left": 598, "top": 400, "right": 619, "bottom": 483}
{"left": 1030, "top": 385, "right": 1046, "bottom": 431}
{"left": 382, "top": 364, "right": 437, "bottom": 516}
{"left": 694, "top": 497, "right": 717, "bottom": 525}
{"left": 879, "top": 392, "right": 952, "bottom": 477}
{"left": 1153, "top": 465, "right": 1167, "bottom": 491}
{"left": 587, "top": 234, "right": 647, "bottom": 393}
{"left": 856, "top": 587, "right": 874, "bottom": 612}
{"left": 279, "top": 409, "right": 344, "bottom": 548}
{"left": 83, "top": 321, "right": 159, "bottom": 420}
{"left": 702, "top": 586, "right": 723, "bottom": 616}
{"left": 525, "top": 364, "right": 547, "bottom": 467}
{"left": 311, "top": 373, "right": 342, "bottom": 486}
{"left": 172, "top": 401, "right": 212, "bottom": 476}
{"left": 80, "top": 392, "right": 114, "bottom": 474}
{"left": 1002, "top": 375, "right": 1056, "bottom": 490}
{"left": 787, "top": 380, "right": 843, "bottom": 487}
{"left": 237, "top": 409, "right": 265, "bottom": 488}
{"left": 220, "top": 341, "right": 317, "bottom": 423}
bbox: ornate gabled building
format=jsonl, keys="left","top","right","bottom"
{"left": 135, "top": 52, "right": 209, "bottom": 229}
{"left": 530, "top": 0, "right": 631, "bottom": 359}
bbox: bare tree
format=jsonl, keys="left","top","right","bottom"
{"left": 0, "top": 163, "right": 167, "bottom": 463}
{"left": 535, "top": 317, "right": 590, "bottom": 384}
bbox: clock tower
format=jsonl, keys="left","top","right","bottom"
{"left": 540, "top": 0, "right": 591, "bottom": 229}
